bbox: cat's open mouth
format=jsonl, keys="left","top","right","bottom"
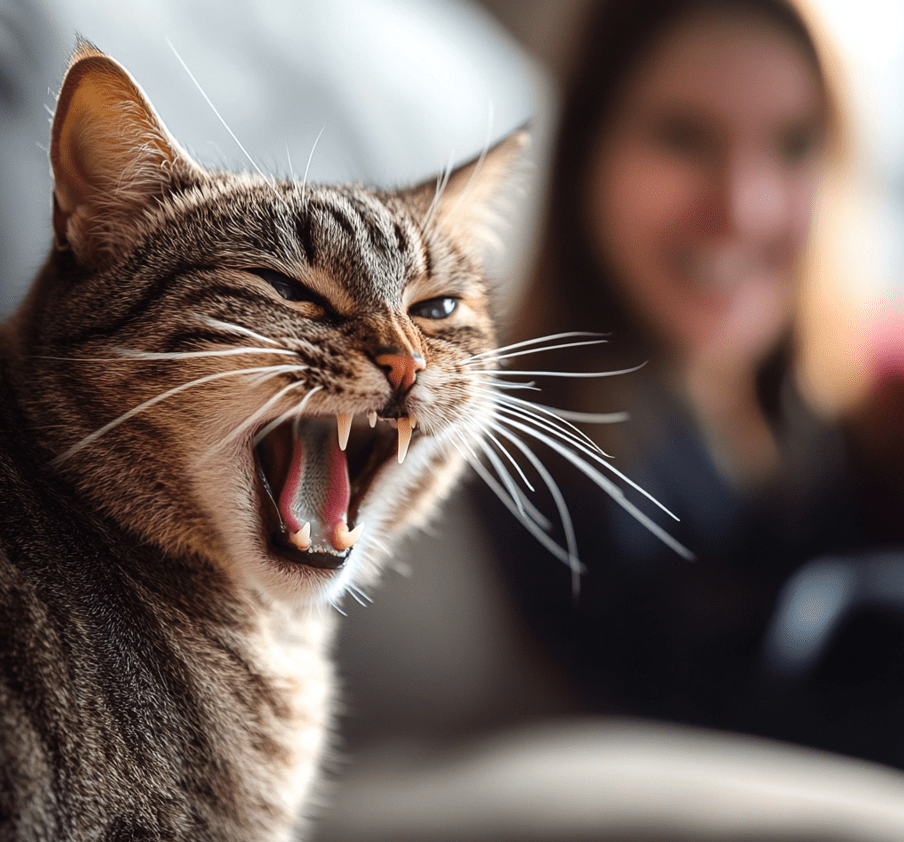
{"left": 254, "top": 414, "right": 415, "bottom": 570}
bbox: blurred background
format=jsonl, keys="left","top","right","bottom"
{"left": 4, "top": 1, "right": 904, "bottom": 840}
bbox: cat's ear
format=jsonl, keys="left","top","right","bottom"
{"left": 50, "top": 41, "right": 204, "bottom": 263}
{"left": 411, "top": 129, "right": 529, "bottom": 261}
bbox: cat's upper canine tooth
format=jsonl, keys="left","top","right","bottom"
{"left": 337, "top": 413, "right": 353, "bottom": 451}
{"left": 333, "top": 520, "right": 364, "bottom": 551}
{"left": 397, "top": 417, "right": 413, "bottom": 464}
{"left": 367, "top": 411, "right": 377, "bottom": 428}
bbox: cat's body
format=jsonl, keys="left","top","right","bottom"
{"left": 0, "top": 43, "right": 525, "bottom": 840}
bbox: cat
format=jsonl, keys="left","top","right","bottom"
{"left": 0, "top": 41, "right": 532, "bottom": 841}
{"left": 0, "top": 40, "right": 681, "bottom": 842}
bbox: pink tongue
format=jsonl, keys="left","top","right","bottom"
{"left": 278, "top": 425, "right": 350, "bottom": 545}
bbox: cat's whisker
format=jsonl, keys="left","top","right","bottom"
{"left": 492, "top": 393, "right": 612, "bottom": 459}
{"left": 166, "top": 39, "right": 290, "bottom": 211}
{"left": 53, "top": 364, "right": 306, "bottom": 466}
{"left": 214, "top": 379, "right": 312, "bottom": 454}
{"left": 492, "top": 401, "right": 679, "bottom": 521}
{"left": 481, "top": 379, "right": 542, "bottom": 392}
{"left": 468, "top": 362, "right": 648, "bottom": 379}
{"left": 490, "top": 412, "right": 692, "bottom": 559}
{"left": 481, "top": 428, "right": 536, "bottom": 493}
{"left": 475, "top": 433, "right": 556, "bottom": 532}
{"left": 346, "top": 585, "right": 373, "bottom": 607}
{"left": 300, "top": 125, "right": 326, "bottom": 203}
{"left": 468, "top": 432, "right": 531, "bottom": 522}
{"left": 467, "top": 331, "right": 606, "bottom": 362}
{"left": 285, "top": 141, "right": 295, "bottom": 180}
{"left": 467, "top": 337, "right": 609, "bottom": 364}
{"left": 465, "top": 453, "right": 582, "bottom": 574}
{"left": 195, "top": 315, "right": 284, "bottom": 348}
{"left": 422, "top": 148, "right": 456, "bottom": 234}
{"left": 113, "top": 346, "right": 298, "bottom": 361}
{"left": 252, "top": 386, "right": 324, "bottom": 448}
{"left": 442, "top": 100, "right": 494, "bottom": 223}
{"left": 487, "top": 421, "right": 582, "bottom": 584}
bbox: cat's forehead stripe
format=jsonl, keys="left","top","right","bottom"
{"left": 289, "top": 187, "right": 424, "bottom": 305}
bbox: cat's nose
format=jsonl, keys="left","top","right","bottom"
{"left": 373, "top": 348, "right": 426, "bottom": 393}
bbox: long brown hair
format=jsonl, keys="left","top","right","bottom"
{"left": 514, "top": 0, "right": 850, "bottom": 419}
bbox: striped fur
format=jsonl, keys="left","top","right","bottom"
{"left": 0, "top": 44, "right": 525, "bottom": 840}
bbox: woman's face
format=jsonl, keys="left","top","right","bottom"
{"left": 585, "top": 9, "right": 827, "bottom": 366}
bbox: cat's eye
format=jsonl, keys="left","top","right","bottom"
{"left": 248, "top": 268, "right": 329, "bottom": 310}
{"left": 409, "top": 296, "right": 458, "bottom": 320}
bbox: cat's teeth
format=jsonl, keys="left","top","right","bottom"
{"left": 333, "top": 520, "right": 364, "bottom": 551}
{"left": 337, "top": 413, "right": 353, "bottom": 451}
{"left": 367, "top": 411, "right": 377, "bottom": 428}
{"left": 288, "top": 522, "right": 312, "bottom": 551}
{"left": 397, "top": 417, "right": 413, "bottom": 464}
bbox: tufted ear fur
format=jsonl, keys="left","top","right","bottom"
{"left": 50, "top": 41, "right": 204, "bottom": 264}
{"left": 410, "top": 128, "right": 529, "bottom": 261}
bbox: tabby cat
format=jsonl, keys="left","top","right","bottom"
{"left": 0, "top": 43, "right": 530, "bottom": 841}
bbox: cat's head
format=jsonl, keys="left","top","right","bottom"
{"left": 12, "top": 42, "right": 526, "bottom": 605}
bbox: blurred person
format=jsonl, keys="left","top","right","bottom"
{"left": 478, "top": 0, "right": 904, "bottom": 770}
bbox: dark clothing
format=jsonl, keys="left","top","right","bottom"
{"left": 478, "top": 377, "right": 904, "bottom": 768}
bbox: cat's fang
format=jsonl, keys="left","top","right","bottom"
{"left": 332, "top": 520, "right": 364, "bottom": 551}
{"left": 367, "top": 411, "right": 378, "bottom": 428}
{"left": 288, "top": 522, "right": 312, "bottom": 551}
{"left": 397, "top": 417, "right": 412, "bottom": 464}
{"left": 336, "top": 413, "right": 353, "bottom": 451}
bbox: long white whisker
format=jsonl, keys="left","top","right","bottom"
{"left": 301, "top": 125, "right": 326, "bottom": 202}
{"left": 537, "top": 407, "right": 629, "bottom": 424}
{"left": 471, "top": 434, "right": 531, "bottom": 522}
{"left": 252, "top": 386, "right": 324, "bottom": 446}
{"left": 469, "top": 362, "right": 647, "bottom": 379}
{"left": 167, "top": 39, "right": 288, "bottom": 208}
{"left": 469, "top": 431, "right": 552, "bottom": 530}
{"left": 493, "top": 404, "right": 679, "bottom": 521}
{"left": 469, "top": 338, "right": 608, "bottom": 364}
{"left": 53, "top": 364, "right": 305, "bottom": 466}
{"left": 489, "top": 423, "right": 582, "bottom": 588}
{"left": 114, "top": 346, "right": 297, "bottom": 361}
{"left": 468, "top": 332, "right": 605, "bottom": 362}
{"left": 444, "top": 99, "right": 494, "bottom": 223}
{"left": 423, "top": 148, "right": 456, "bottom": 233}
{"left": 495, "top": 393, "right": 612, "bottom": 458}
{"left": 213, "top": 379, "right": 308, "bottom": 454}
{"left": 196, "top": 315, "right": 283, "bottom": 347}
{"left": 285, "top": 140, "right": 295, "bottom": 180}
{"left": 482, "top": 428, "right": 535, "bottom": 492}
{"left": 491, "top": 388, "right": 629, "bottom": 424}
{"left": 466, "top": 453, "right": 582, "bottom": 572}
{"left": 493, "top": 413, "right": 692, "bottom": 558}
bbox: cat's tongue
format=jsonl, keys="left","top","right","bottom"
{"left": 278, "top": 424, "right": 355, "bottom": 553}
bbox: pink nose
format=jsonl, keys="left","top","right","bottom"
{"left": 374, "top": 349, "right": 426, "bottom": 392}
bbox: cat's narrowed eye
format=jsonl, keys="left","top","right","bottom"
{"left": 409, "top": 296, "right": 458, "bottom": 320}
{"left": 248, "top": 268, "right": 329, "bottom": 310}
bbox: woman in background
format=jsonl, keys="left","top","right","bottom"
{"left": 482, "top": 0, "right": 904, "bottom": 768}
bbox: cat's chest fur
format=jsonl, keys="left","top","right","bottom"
{"left": 0, "top": 42, "right": 525, "bottom": 841}
{"left": 0, "top": 380, "right": 335, "bottom": 840}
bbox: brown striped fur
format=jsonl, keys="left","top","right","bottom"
{"left": 0, "top": 43, "right": 525, "bottom": 841}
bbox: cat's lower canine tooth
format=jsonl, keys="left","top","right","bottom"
{"left": 332, "top": 520, "right": 364, "bottom": 550}
{"left": 288, "top": 522, "right": 312, "bottom": 551}
{"left": 397, "top": 417, "right": 413, "bottom": 463}
{"left": 336, "top": 413, "right": 353, "bottom": 451}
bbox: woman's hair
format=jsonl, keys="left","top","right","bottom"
{"left": 513, "top": 0, "right": 850, "bottom": 414}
